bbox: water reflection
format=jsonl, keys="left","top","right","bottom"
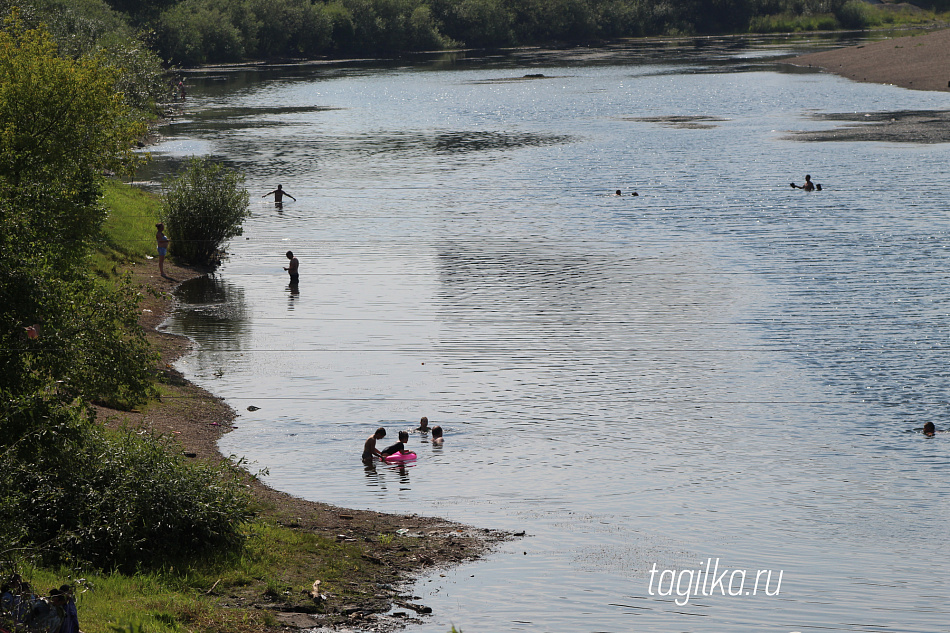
{"left": 167, "top": 275, "right": 249, "bottom": 378}
{"left": 154, "top": 36, "right": 950, "bottom": 633}
{"left": 173, "top": 274, "right": 248, "bottom": 341}
{"left": 363, "top": 459, "right": 413, "bottom": 490}
{"left": 287, "top": 283, "right": 299, "bottom": 308}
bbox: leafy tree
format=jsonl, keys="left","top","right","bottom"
{"left": 324, "top": 0, "right": 358, "bottom": 52}
{"left": 509, "top": 0, "right": 599, "bottom": 42}
{"left": 431, "top": 0, "right": 514, "bottom": 47}
{"left": 101, "top": 0, "right": 178, "bottom": 25}
{"left": 161, "top": 157, "right": 250, "bottom": 265}
{"left": 156, "top": 0, "right": 244, "bottom": 64}
{"left": 0, "top": 18, "right": 252, "bottom": 570}
{"left": 0, "top": 16, "right": 153, "bottom": 405}
{"left": 0, "top": 14, "right": 143, "bottom": 210}
{"left": 0, "top": 1, "right": 166, "bottom": 111}
{"left": 295, "top": 1, "right": 335, "bottom": 56}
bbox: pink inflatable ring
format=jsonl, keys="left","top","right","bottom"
{"left": 382, "top": 451, "right": 417, "bottom": 462}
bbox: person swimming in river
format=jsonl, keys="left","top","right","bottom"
{"left": 416, "top": 416, "right": 429, "bottom": 432}
{"left": 263, "top": 184, "right": 296, "bottom": 207}
{"left": 362, "top": 427, "right": 387, "bottom": 461}
{"left": 380, "top": 430, "right": 415, "bottom": 459}
{"left": 790, "top": 175, "right": 821, "bottom": 191}
{"left": 431, "top": 425, "right": 443, "bottom": 445}
{"left": 923, "top": 422, "right": 936, "bottom": 437}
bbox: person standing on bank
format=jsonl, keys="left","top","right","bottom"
{"left": 284, "top": 251, "right": 299, "bottom": 285}
{"left": 155, "top": 223, "right": 169, "bottom": 278}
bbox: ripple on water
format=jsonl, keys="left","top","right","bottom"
{"left": 161, "top": 40, "right": 950, "bottom": 633}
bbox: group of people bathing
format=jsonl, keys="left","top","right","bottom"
{"left": 363, "top": 417, "right": 443, "bottom": 462}
{"left": 161, "top": 179, "right": 949, "bottom": 445}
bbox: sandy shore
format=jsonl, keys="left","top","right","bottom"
{"left": 789, "top": 27, "right": 950, "bottom": 92}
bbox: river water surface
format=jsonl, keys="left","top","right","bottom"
{"left": 147, "top": 34, "right": 950, "bottom": 633}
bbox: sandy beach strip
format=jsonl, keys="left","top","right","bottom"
{"left": 789, "top": 27, "right": 950, "bottom": 92}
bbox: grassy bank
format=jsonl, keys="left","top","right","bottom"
{"left": 18, "top": 518, "right": 454, "bottom": 633}
{"left": 749, "top": 3, "right": 949, "bottom": 32}
{"left": 7, "top": 179, "right": 502, "bottom": 633}
{"left": 92, "top": 179, "right": 163, "bottom": 278}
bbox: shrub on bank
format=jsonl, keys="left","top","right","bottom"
{"left": 834, "top": 0, "right": 873, "bottom": 27}
{"left": 0, "top": 396, "right": 252, "bottom": 571}
{"left": 161, "top": 157, "right": 250, "bottom": 265}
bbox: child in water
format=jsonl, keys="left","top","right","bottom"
{"left": 362, "top": 427, "right": 386, "bottom": 461}
{"left": 380, "top": 430, "right": 415, "bottom": 459}
{"left": 431, "top": 426, "right": 444, "bottom": 445}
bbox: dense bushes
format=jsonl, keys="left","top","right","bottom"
{"left": 0, "top": 19, "right": 252, "bottom": 571}
{"left": 161, "top": 157, "right": 251, "bottom": 265}
{"left": 0, "top": 0, "right": 166, "bottom": 111}
{"left": 114, "top": 0, "right": 912, "bottom": 66}
{"left": 6, "top": 0, "right": 947, "bottom": 67}
{"left": 0, "top": 399, "right": 252, "bottom": 570}
{"left": 0, "top": 19, "right": 153, "bottom": 403}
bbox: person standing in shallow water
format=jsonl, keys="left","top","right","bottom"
{"left": 284, "top": 251, "right": 299, "bottom": 285}
{"left": 363, "top": 427, "right": 386, "bottom": 461}
{"left": 263, "top": 184, "right": 296, "bottom": 208}
{"left": 791, "top": 175, "right": 816, "bottom": 191}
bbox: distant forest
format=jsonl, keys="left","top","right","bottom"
{"left": 2, "top": 0, "right": 945, "bottom": 66}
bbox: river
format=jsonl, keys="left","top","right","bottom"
{"left": 143, "top": 33, "right": 950, "bottom": 633}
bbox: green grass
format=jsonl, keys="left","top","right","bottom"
{"left": 749, "top": 6, "right": 950, "bottom": 33}
{"left": 93, "top": 178, "right": 162, "bottom": 278}
{"left": 748, "top": 12, "right": 838, "bottom": 32}
{"left": 857, "top": 4, "right": 950, "bottom": 28}
{"left": 11, "top": 519, "right": 378, "bottom": 633}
